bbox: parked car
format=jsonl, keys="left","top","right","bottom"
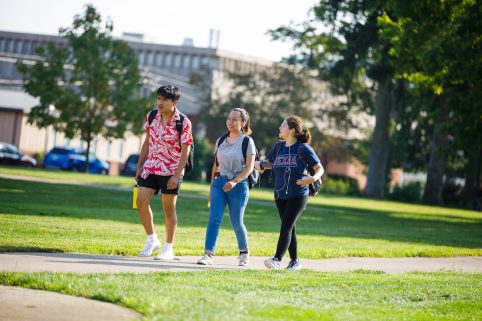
{"left": 120, "top": 153, "right": 139, "bottom": 176}
{"left": 43, "top": 146, "right": 109, "bottom": 174}
{"left": 0, "top": 142, "right": 37, "bottom": 167}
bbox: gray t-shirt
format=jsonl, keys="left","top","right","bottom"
{"left": 214, "top": 134, "right": 256, "bottom": 179}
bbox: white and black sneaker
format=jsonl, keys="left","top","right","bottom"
{"left": 286, "top": 259, "right": 302, "bottom": 270}
{"left": 264, "top": 257, "right": 281, "bottom": 270}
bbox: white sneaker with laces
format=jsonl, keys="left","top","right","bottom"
{"left": 154, "top": 244, "right": 175, "bottom": 260}
{"left": 137, "top": 237, "right": 161, "bottom": 257}
{"left": 197, "top": 254, "right": 213, "bottom": 265}
{"left": 238, "top": 253, "right": 249, "bottom": 266}
{"left": 264, "top": 257, "right": 281, "bottom": 269}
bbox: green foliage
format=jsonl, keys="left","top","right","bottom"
{"left": 16, "top": 5, "right": 144, "bottom": 171}
{"left": 194, "top": 64, "right": 317, "bottom": 155}
{"left": 322, "top": 175, "right": 361, "bottom": 196}
{"left": 183, "top": 135, "right": 213, "bottom": 181}
{"left": 388, "top": 182, "right": 422, "bottom": 203}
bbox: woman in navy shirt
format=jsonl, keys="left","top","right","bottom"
{"left": 255, "top": 115, "right": 324, "bottom": 270}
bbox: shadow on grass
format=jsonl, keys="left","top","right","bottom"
{"left": 1, "top": 177, "right": 481, "bottom": 250}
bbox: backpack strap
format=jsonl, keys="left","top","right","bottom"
{"left": 215, "top": 133, "right": 229, "bottom": 167}
{"left": 175, "top": 113, "right": 185, "bottom": 149}
{"left": 297, "top": 143, "right": 313, "bottom": 175}
{"left": 148, "top": 109, "right": 158, "bottom": 125}
{"left": 241, "top": 136, "right": 249, "bottom": 160}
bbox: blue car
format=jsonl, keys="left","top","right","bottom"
{"left": 43, "top": 146, "right": 109, "bottom": 174}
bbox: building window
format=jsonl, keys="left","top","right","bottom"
{"left": 181, "top": 55, "right": 190, "bottom": 69}
{"left": 191, "top": 55, "right": 199, "bottom": 69}
{"left": 21, "top": 41, "right": 31, "bottom": 54}
{"left": 14, "top": 40, "right": 22, "bottom": 53}
{"left": 147, "top": 52, "right": 154, "bottom": 66}
{"left": 138, "top": 51, "right": 146, "bottom": 65}
{"left": 0, "top": 39, "right": 5, "bottom": 52}
{"left": 155, "top": 52, "right": 163, "bottom": 67}
{"left": 173, "top": 54, "right": 181, "bottom": 69}
{"left": 164, "top": 53, "right": 172, "bottom": 68}
{"left": 5, "top": 39, "right": 12, "bottom": 52}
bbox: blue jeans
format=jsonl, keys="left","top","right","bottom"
{"left": 204, "top": 175, "right": 249, "bottom": 254}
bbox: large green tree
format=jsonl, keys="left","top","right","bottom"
{"left": 18, "top": 5, "right": 142, "bottom": 172}
{"left": 270, "top": 0, "right": 399, "bottom": 198}
{"left": 380, "top": 0, "right": 482, "bottom": 205}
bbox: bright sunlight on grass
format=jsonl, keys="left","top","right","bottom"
{"left": 1, "top": 166, "right": 481, "bottom": 257}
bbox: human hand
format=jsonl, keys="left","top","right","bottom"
{"left": 135, "top": 168, "right": 142, "bottom": 182}
{"left": 223, "top": 180, "right": 237, "bottom": 192}
{"left": 207, "top": 191, "right": 211, "bottom": 208}
{"left": 296, "top": 176, "right": 314, "bottom": 186}
{"left": 167, "top": 175, "right": 181, "bottom": 189}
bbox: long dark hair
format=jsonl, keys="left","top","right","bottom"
{"left": 286, "top": 115, "right": 311, "bottom": 144}
{"left": 231, "top": 107, "right": 252, "bottom": 135}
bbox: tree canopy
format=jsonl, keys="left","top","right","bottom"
{"left": 18, "top": 5, "right": 144, "bottom": 171}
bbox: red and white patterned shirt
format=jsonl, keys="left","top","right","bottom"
{"left": 141, "top": 108, "right": 193, "bottom": 178}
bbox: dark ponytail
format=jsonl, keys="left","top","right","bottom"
{"left": 286, "top": 115, "right": 311, "bottom": 144}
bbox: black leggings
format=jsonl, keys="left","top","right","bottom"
{"left": 274, "top": 195, "right": 309, "bottom": 261}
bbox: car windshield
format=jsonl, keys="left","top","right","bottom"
{"left": 51, "top": 148, "right": 74, "bottom": 154}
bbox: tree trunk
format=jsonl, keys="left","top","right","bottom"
{"left": 85, "top": 138, "right": 91, "bottom": 173}
{"left": 364, "top": 78, "right": 393, "bottom": 198}
{"left": 463, "top": 148, "right": 482, "bottom": 210}
{"left": 422, "top": 95, "right": 450, "bottom": 204}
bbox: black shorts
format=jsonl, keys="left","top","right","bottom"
{"left": 137, "top": 174, "right": 182, "bottom": 195}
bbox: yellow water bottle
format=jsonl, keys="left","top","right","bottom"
{"left": 132, "top": 184, "right": 138, "bottom": 209}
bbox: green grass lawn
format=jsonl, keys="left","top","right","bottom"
{"left": 1, "top": 166, "right": 481, "bottom": 257}
{"left": 0, "top": 270, "right": 480, "bottom": 321}
{"left": 1, "top": 166, "right": 481, "bottom": 320}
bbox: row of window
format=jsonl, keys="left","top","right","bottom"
{"left": 137, "top": 50, "right": 213, "bottom": 71}
{"left": 0, "top": 38, "right": 48, "bottom": 56}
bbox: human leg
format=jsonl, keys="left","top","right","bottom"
{"left": 274, "top": 196, "right": 308, "bottom": 261}
{"left": 227, "top": 180, "right": 249, "bottom": 253}
{"left": 203, "top": 177, "right": 228, "bottom": 255}
{"left": 136, "top": 186, "right": 161, "bottom": 256}
{"left": 274, "top": 198, "right": 298, "bottom": 260}
{"left": 154, "top": 193, "right": 178, "bottom": 260}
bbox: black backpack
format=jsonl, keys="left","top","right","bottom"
{"left": 148, "top": 109, "right": 194, "bottom": 174}
{"left": 216, "top": 133, "right": 259, "bottom": 189}
{"left": 272, "top": 141, "right": 322, "bottom": 196}
{"left": 297, "top": 143, "right": 322, "bottom": 196}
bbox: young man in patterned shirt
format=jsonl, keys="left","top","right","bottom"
{"left": 135, "top": 85, "right": 194, "bottom": 260}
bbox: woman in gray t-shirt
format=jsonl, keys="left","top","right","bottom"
{"left": 197, "top": 108, "right": 256, "bottom": 267}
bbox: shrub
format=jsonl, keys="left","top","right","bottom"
{"left": 322, "top": 175, "right": 361, "bottom": 196}
{"left": 388, "top": 182, "right": 422, "bottom": 202}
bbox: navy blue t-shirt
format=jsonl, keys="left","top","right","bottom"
{"left": 267, "top": 141, "right": 320, "bottom": 199}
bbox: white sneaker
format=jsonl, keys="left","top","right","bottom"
{"left": 137, "top": 237, "right": 161, "bottom": 257}
{"left": 154, "top": 244, "right": 175, "bottom": 261}
{"left": 197, "top": 254, "right": 213, "bottom": 265}
{"left": 264, "top": 257, "right": 281, "bottom": 269}
{"left": 238, "top": 253, "right": 249, "bottom": 266}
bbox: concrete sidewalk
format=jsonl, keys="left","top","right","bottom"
{"left": 1, "top": 255, "right": 481, "bottom": 321}
{"left": 1, "top": 252, "right": 481, "bottom": 274}
{"left": 0, "top": 285, "right": 141, "bottom": 321}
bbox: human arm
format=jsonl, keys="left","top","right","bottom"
{"left": 207, "top": 161, "right": 217, "bottom": 207}
{"left": 167, "top": 144, "right": 190, "bottom": 189}
{"left": 135, "top": 132, "right": 150, "bottom": 182}
{"left": 254, "top": 160, "right": 273, "bottom": 174}
{"left": 223, "top": 154, "right": 255, "bottom": 192}
{"left": 296, "top": 163, "right": 324, "bottom": 186}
